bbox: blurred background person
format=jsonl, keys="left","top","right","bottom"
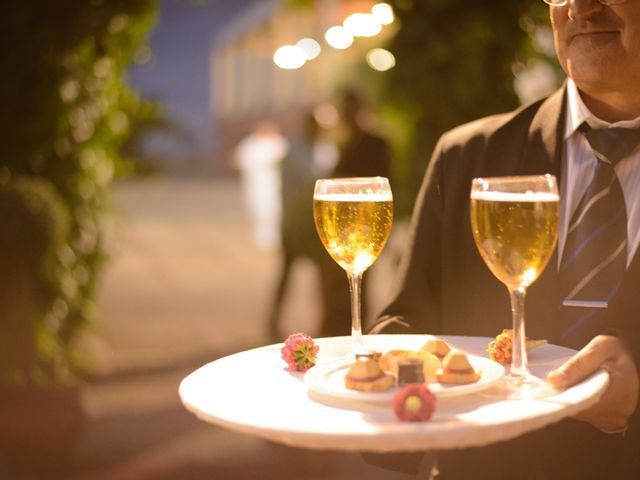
{"left": 267, "top": 109, "right": 339, "bottom": 342}
{"left": 234, "top": 120, "right": 289, "bottom": 252}
{"left": 318, "top": 89, "right": 393, "bottom": 338}
{"left": 331, "top": 88, "right": 391, "bottom": 179}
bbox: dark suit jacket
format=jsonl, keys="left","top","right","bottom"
{"left": 375, "top": 87, "right": 640, "bottom": 479}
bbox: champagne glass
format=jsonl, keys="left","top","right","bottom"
{"left": 470, "top": 175, "right": 559, "bottom": 398}
{"left": 313, "top": 177, "right": 393, "bottom": 353}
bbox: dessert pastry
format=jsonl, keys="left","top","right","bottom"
{"left": 436, "top": 350, "right": 480, "bottom": 385}
{"left": 392, "top": 383, "right": 436, "bottom": 422}
{"left": 344, "top": 357, "right": 395, "bottom": 392}
{"left": 379, "top": 349, "right": 440, "bottom": 381}
{"left": 421, "top": 338, "right": 451, "bottom": 360}
{"left": 397, "top": 358, "right": 425, "bottom": 386}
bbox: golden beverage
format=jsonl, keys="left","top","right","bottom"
{"left": 313, "top": 193, "right": 393, "bottom": 272}
{"left": 470, "top": 191, "right": 559, "bottom": 288}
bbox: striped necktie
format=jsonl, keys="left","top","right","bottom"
{"left": 558, "top": 123, "right": 640, "bottom": 348}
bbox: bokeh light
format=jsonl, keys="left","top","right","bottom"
{"left": 366, "top": 48, "right": 396, "bottom": 71}
{"left": 324, "top": 25, "right": 354, "bottom": 49}
{"left": 313, "top": 103, "right": 339, "bottom": 128}
{"left": 273, "top": 45, "right": 307, "bottom": 69}
{"left": 371, "top": 3, "right": 394, "bottom": 25}
{"left": 343, "top": 13, "right": 382, "bottom": 38}
{"left": 296, "top": 38, "right": 321, "bottom": 60}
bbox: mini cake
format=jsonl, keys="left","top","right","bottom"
{"left": 421, "top": 338, "right": 451, "bottom": 361}
{"left": 436, "top": 350, "right": 481, "bottom": 385}
{"left": 344, "top": 357, "right": 395, "bottom": 392}
{"left": 397, "top": 358, "right": 425, "bottom": 386}
{"left": 379, "top": 349, "right": 440, "bottom": 381}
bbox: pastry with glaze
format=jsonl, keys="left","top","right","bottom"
{"left": 344, "top": 357, "right": 395, "bottom": 392}
{"left": 421, "top": 338, "right": 451, "bottom": 361}
{"left": 436, "top": 350, "right": 481, "bottom": 385}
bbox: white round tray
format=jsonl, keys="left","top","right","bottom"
{"left": 179, "top": 335, "right": 608, "bottom": 452}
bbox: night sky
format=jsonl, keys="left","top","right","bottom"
{"left": 127, "top": 0, "right": 261, "bottom": 161}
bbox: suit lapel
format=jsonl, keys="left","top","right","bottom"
{"left": 521, "top": 86, "right": 566, "bottom": 179}
{"left": 523, "top": 86, "right": 567, "bottom": 341}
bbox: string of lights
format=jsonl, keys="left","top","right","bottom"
{"left": 273, "top": 2, "right": 395, "bottom": 72}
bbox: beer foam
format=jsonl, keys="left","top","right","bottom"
{"left": 470, "top": 191, "right": 559, "bottom": 202}
{"left": 314, "top": 192, "right": 393, "bottom": 201}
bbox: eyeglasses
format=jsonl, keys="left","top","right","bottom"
{"left": 544, "top": 0, "right": 627, "bottom": 5}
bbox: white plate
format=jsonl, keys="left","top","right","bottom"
{"left": 304, "top": 354, "right": 505, "bottom": 403}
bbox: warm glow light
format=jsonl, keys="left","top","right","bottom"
{"left": 273, "top": 45, "right": 307, "bottom": 69}
{"left": 371, "top": 3, "right": 394, "bottom": 25}
{"left": 343, "top": 13, "right": 382, "bottom": 37}
{"left": 366, "top": 48, "right": 396, "bottom": 71}
{"left": 296, "top": 38, "right": 321, "bottom": 60}
{"left": 324, "top": 26, "right": 354, "bottom": 50}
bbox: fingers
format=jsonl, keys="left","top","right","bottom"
{"left": 547, "top": 335, "right": 622, "bottom": 389}
{"left": 546, "top": 335, "right": 639, "bottom": 431}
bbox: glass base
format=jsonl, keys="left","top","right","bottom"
{"left": 351, "top": 344, "right": 370, "bottom": 356}
{"left": 502, "top": 374, "right": 559, "bottom": 400}
{"left": 351, "top": 332, "right": 368, "bottom": 355}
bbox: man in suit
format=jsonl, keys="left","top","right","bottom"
{"left": 371, "top": 1, "right": 640, "bottom": 477}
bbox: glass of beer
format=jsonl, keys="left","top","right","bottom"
{"left": 470, "top": 175, "right": 559, "bottom": 398}
{"left": 313, "top": 177, "right": 393, "bottom": 353}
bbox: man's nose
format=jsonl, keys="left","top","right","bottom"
{"left": 567, "top": 0, "right": 606, "bottom": 21}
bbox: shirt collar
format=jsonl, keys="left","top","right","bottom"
{"left": 565, "top": 78, "right": 640, "bottom": 139}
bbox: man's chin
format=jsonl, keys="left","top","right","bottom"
{"left": 565, "top": 39, "right": 625, "bottom": 82}
{"left": 566, "top": 61, "right": 621, "bottom": 92}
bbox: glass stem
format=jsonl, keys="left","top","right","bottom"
{"left": 347, "top": 271, "right": 365, "bottom": 353}
{"left": 509, "top": 286, "right": 530, "bottom": 379}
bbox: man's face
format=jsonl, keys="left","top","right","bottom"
{"left": 551, "top": 1, "right": 640, "bottom": 98}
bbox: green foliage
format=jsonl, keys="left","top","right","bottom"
{"left": 284, "top": 0, "right": 315, "bottom": 7}
{"left": 381, "top": 0, "right": 557, "bottom": 212}
{"left": 0, "top": 178, "right": 69, "bottom": 295}
{"left": 0, "top": 0, "right": 157, "bottom": 384}
{"left": 0, "top": 177, "right": 70, "bottom": 384}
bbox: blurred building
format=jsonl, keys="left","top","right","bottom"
{"left": 210, "top": 0, "right": 396, "bottom": 173}
{"left": 127, "top": 0, "right": 262, "bottom": 175}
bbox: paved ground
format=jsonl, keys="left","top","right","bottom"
{"left": 66, "top": 177, "right": 415, "bottom": 480}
